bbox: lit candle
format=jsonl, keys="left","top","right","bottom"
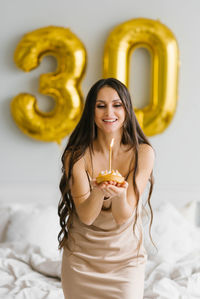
{"left": 109, "top": 138, "right": 114, "bottom": 171}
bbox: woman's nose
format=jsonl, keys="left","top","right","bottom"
{"left": 105, "top": 105, "right": 113, "bottom": 115}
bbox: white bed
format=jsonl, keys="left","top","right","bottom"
{"left": 0, "top": 200, "right": 199, "bottom": 299}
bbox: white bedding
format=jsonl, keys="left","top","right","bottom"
{"left": 0, "top": 200, "right": 199, "bottom": 299}
{"left": 0, "top": 242, "right": 63, "bottom": 299}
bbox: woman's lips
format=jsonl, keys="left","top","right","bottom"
{"left": 103, "top": 118, "right": 117, "bottom": 122}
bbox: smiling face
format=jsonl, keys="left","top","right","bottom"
{"left": 94, "top": 86, "right": 126, "bottom": 134}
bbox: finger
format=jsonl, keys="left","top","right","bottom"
{"left": 113, "top": 182, "right": 125, "bottom": 188}
{"left": 124, "top": 181, "right": 129, "bottom": 187}
{"left": 106, "top": 185, "right": 118, "bottom": 193}
{"left": 100, "top": 183, "right": 107, "bottom": 189}
{"left": 120, "top": 181, "right": 128, "bottom": 188}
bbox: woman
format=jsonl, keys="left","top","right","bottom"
{"left": 58, "top": 78, "right": 155, "bottom": 299}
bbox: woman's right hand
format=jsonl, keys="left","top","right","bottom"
{"left": 90, "top": 179, "right": 111, "bottom": 198}
{"left": 91, "top": 179, "right": 121, "bottom": 199}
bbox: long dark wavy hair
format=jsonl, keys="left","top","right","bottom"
{"left": 58, "top": 77, "right": 155, "bottom": 250}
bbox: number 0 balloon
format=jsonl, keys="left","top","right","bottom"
{"left": 11, "top": 19, "right": 179, "bottom": 142}
{"left": 103, "top": 18, "right": 179, "bottom": 136}
{"left": 11, "top": 26, "right": 86, "bottom": 144}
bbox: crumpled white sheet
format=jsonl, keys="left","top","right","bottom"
{"left": 142, "top": 200, "right": 200, "bottom": 299}
{"left": 144, "top": 249, "right": 200, "bottom": 299}
{"left": 1, "top": 242, "right": 200, "bottom": 299}
{"left": 0, "top": 241, "right": 63, "bottom": 299}
{"left": 0, "top": 200, "right": 200, "bottom": 299}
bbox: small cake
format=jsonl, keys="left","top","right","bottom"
{"left": 96, "top": 170, "right": 124, "bottom": 184}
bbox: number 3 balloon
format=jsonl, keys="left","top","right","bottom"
{"left": 11, "top": 19, "right": 179, "bottom": 142}
{"left": 11, "top": 26, "right": 87, "bottom": 144}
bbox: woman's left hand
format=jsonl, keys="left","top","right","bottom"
{"left": 99, "top": 180, "right": 129, "bottom": 199}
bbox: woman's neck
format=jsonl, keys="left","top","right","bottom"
{"left": 93, "top": 131, "right": 122, "bottom": 157}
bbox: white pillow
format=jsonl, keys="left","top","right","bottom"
{"left": 5, "top": 204, "right": 60, "bottom": 259}
{"left": 0, "top": 206, "right": 12, "bottom": 242}
{"left": 143, "top": 200, "right": 200, "bottom": 263}
{"left": 179, "top": 200, "right": 200, "bottom": 226}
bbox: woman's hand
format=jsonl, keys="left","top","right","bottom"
{"left": 91, "top": 179, "right": 128, "bottom": 199}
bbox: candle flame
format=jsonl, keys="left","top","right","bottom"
{"left": 110, "top": 138, "right": 114, "bottom": 148}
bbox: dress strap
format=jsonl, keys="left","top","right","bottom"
{"left": 125, "top": 149, "right": 135, "bottom": 181}
{"left": 125, "top": 168, "right": 131, "bottom": 181}
{"left": 85, "top": 170, "right": 92, "bottom": 191}
{"left": 83, "top": 153, "right": 92, "bottom": 191}
{"left": 89, "top": 146, "right": 94, "bottom": 180}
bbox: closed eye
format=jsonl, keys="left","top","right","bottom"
{"left": 113, "top": 104, "right": 122, "bottom": 107}
{"left": 96, "top": 103, "right": 123, "bottom": 109}
{"left": 96, "top": 105, "right": 105, "bottom": 108}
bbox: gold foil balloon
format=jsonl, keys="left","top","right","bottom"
{"left": 103, "top": 18, "right": 179, "bottom": 136}
{"left": 11, "top": 26, "right": 87, "bottom": 144}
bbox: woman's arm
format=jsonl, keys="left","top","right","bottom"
{"left": 111, "top": 144, "right": 155, "bottom": 224}
{"left": 65, "top": 156, "right": 106, "bottom": 225}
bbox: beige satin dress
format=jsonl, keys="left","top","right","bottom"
{"left": 61, "top": 194, "right": 147, "bottom": 299}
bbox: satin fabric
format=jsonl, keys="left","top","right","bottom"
{"left": 61, "top": 203, "right": 147, "bottom": 299}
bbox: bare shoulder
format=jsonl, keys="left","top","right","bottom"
{"left": 138, "top": 143, "right": 155, "bottom": 158}
{"left": 71, "top": 156, "right": 85, "bottom": 174}
{"left": 64, "top": 151, "right": 85, "bottom": 176}
{"left": 138, "top": 143, "right": 155, "bottom": 169}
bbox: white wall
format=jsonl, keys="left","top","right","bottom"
{"left": 1, "top": 0, "right": 199, "bottom": 206}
